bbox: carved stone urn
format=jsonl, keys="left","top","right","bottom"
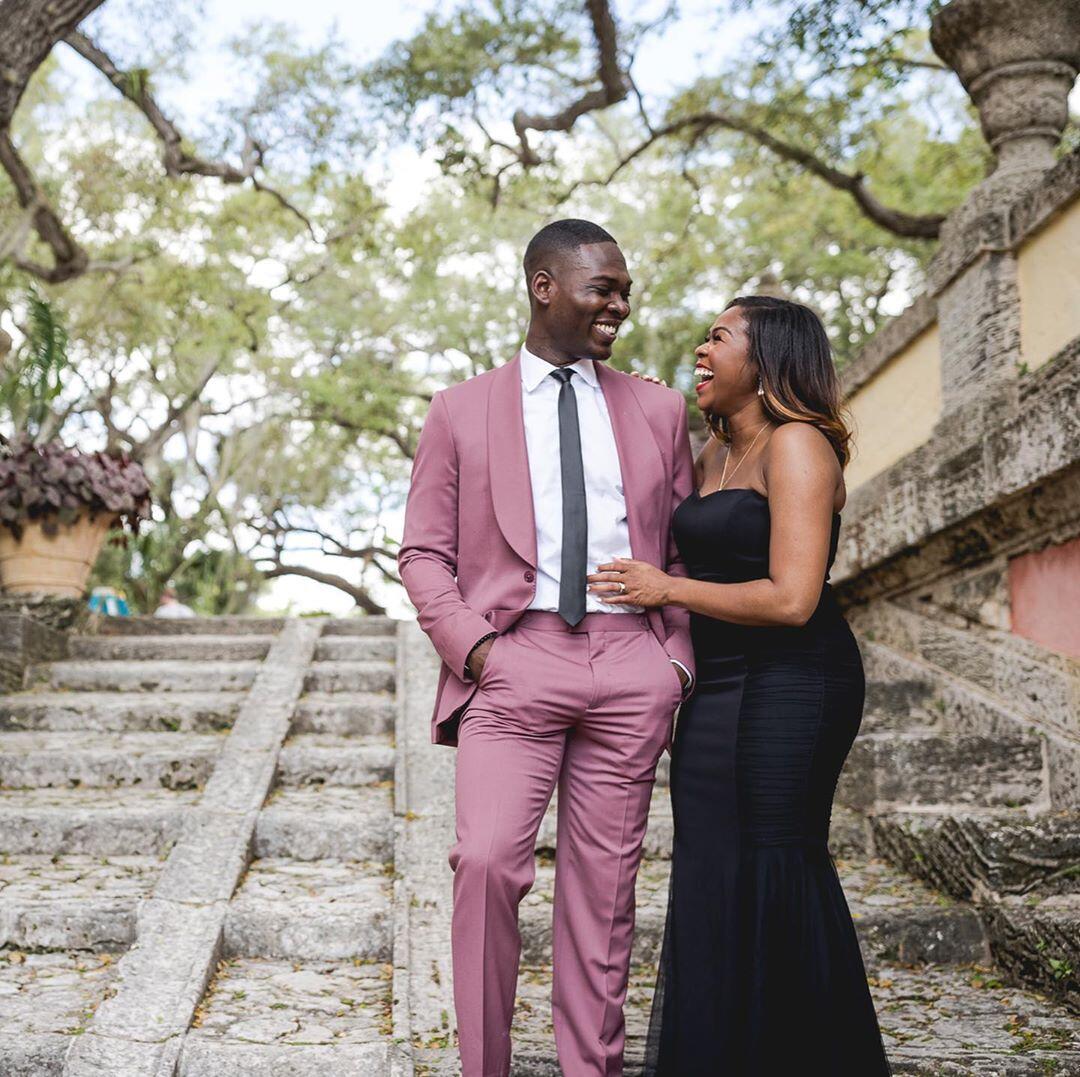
{"left": 931, "top": 0, "right": 1080, "bottom": 204}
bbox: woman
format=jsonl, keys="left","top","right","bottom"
{"left": 588, "top": 296, "right": 890, "bottom": 1075}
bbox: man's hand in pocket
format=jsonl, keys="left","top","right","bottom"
{"left": 467, "top": 637, "right": 495, "bottom": 681}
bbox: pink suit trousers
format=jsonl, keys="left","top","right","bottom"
{"left": 451, "top": 611, "right": 682, "bottom": 1077}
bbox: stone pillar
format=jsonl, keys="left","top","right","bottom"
{"left": 926, "top": 0, "right": 1080, "bottom": 416}
{"left": 931, "top": 0, "right": 1080, "bottom": 216}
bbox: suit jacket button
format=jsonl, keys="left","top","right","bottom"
{"left": 524, "top": 571, "right": 535, "bottom": 583}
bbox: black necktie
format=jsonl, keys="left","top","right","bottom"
{"left": 551, "top": 368, "right": 587, "bottom": 626}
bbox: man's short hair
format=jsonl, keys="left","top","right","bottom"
{"left": 523, "top": 218, "right": 618, "bottom": 281}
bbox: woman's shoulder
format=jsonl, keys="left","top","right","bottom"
{"left": 764, "top": 422, "right": 845, "bottom": 505}
{"left": 767, "top": 421, "right": 836, "bottom": 460}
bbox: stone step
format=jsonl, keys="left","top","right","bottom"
{"left": 860, "top": 640, "right": 944, "bottom": 729}
{"left": 179, "top": 957, "right": 394, "bottom": 1075}
{"left": 0, "top": 854, "right": 159, "bottom": 951}
{"left": 0, "top": 950, "right": 120, "bottom": 1075}
{"left": 0, "top": 731, "right": 223, "bottom": 789}
{"left": 873, "top": 962, "right": 1080, "bottom": 1074}
{"left": 0, "top": 691, "right": 241, "bottom": 733}
{"left": 322, "top": 616, "right": 397, "bottom": 637}
{"left": 468, "top": 960, "right": 1080, "bottom": 1076}
{"left": 518, "top": 855, "right": 987, "bottom": 969}
{"left": 96, "top": 616, "right": 284, "bottom": 636}
{"left": 277, "top": 735, "right": 395, "bottom": 786}
{"left": 839, "top": 730, "right": 1045, "bottom": 812}
{"left": 302, "top": 661, "right": 395, "bottom": 694}
{"left": 254, "top": 785, "right": 394, "bottom": 861}
{"left": 0, "top": 786, "right": 197, "bottom": 855}
{"left": 223, "top": 859, "right": 392, "bottom": 961}
{"left": 28, "top": 660, "right": 259, "bottom": 694}
{"left": 870, "top": 809, "right": 1080, "bottom": 899}
{"left": 290, "top": 693, "right": 396, "bottom": 737}
{"left": 313, "top": 636, "right": 396, "bottom": 662}
{"left": 981, "top": 894, "right": 1080, "bottom": 1012}
{"left": 830, "top": 803, "right": 873, "bottom": 858}
{"left": 68, "top": 634, "right": 275, "bottom": 662}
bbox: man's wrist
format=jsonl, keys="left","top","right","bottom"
{"left": 464, "top": 632, "right": 497, "bottom": 680}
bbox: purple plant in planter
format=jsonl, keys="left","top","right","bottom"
{"left": 0, "top": 436, "right": 152, "bottom": 542}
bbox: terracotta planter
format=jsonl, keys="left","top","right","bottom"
{"left": 0, "top": 513, "right": 118, "bottom": 598}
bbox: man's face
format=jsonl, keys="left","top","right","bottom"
{"left": 531, "top": 242, "right": 632, "bottom": 361}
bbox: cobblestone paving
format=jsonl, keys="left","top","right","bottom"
{"left": 0, "top": 949, "right": 118, "bottom": 1035}
{"left": 190, "top": 958, "right": 393, "bottom": 1044}
{"left": 0, "top": 854, "right": 160, "bottom": 901}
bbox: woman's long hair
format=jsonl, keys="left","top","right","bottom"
{"left": 707, "top": 295, "right": 853, "bottom": 468}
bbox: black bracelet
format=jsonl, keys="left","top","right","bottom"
{"left": 464, "top": 632, "right": 498, "bottom": 680}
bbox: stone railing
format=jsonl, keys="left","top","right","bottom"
{"left": 835, "top": 147, "right": 1080, "bottom": 662}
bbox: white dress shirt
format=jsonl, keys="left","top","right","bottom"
{"left": 520, "top": 344, "right": 640, "bottom": 615}
{"left": 517, "top": 346, "right": 691, "bottom": 689}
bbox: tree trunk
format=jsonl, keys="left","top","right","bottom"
{"left": 0, "top": 0, "right": 108, "bottom": 130}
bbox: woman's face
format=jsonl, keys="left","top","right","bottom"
{"left": 693, "top": 306, "right": 757, "bottom": 416}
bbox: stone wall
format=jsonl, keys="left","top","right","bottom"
{"left": 837, "top": 146, "right": 1080, "bottom": 665}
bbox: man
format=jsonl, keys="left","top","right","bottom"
{"left": 399, "top": 219, "right": 694, "bottom": 1076}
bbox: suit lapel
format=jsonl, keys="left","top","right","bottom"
{"left": 597, "top": 363, "right": 667, "bottom": 563}
{"left": 488, "top": 353, "right": 537, "bottom": 566}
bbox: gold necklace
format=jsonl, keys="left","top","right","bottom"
{"left": 718, "top": 422, "right": 770, "bottom": 491}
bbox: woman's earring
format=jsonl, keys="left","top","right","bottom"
{"left": 757, "top": 379, "right": 764, "bottom": 397}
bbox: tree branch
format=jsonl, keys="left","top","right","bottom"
{"left": 136, "top": 357, "right": 220, "bottom": 464}
{"left": 258, "top": 558, "right": 387, "bottom": 615}
{"left": 510, "top": 0, "right": 630, "bottom": 167}
{"left": 0, "top": 130, "right": 88, "bottom": 281}
{"left": 63, "top": 29, "right": 319, "bottom": 239}
{"left": 567, "top": 109, "right": 946, "bottom": 240}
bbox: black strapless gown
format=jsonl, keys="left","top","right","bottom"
{"left": 644, "top": 488, "right": 890, "bottom": 1076}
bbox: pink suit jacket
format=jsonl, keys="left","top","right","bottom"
{"left": 398, "top": 353, "right": 696, "bottom": 746}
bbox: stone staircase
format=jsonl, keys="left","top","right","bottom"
{"left": 0, "top": 614, "right": 405, "bottom": 1076}
{"left": 2, "top": 613, "right": 1077, "bottom": 1074}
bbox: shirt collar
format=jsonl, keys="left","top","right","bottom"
{"left": 520, "top": 343, "right": 600, "bottom": 392}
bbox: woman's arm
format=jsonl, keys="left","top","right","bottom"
{"left": 590, "top": 423, "right": 840, "bottom": 627}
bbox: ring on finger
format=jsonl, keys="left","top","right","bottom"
{"left": 618, "top": 581, "right": 627, "bottom": 594}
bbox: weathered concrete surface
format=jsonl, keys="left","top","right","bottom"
{"left": 0, "top": 691, "right": 240, "bottom": 733}
{"left": 839, "top": 729, "right": 1045, "bottom": 811}
{"left": 304, "top": 661, "right": 395, "bottom": 694}
{"left": 276, "top": 735, "right": 395, "bottom": 786}
{"left": 67, "top": 635, "right": 275, "bottom": 661}
{"left": 290, "top": 692, "right": 396, "bottom": 736}
{"left": 29, "top": 659, "right": 260, "bottom": 694}
{"left": 871, "top": 810, "right": 1080, "bottom": 900}
{"left": 0, "top": 951, "right": 119, "bottom": 1075}
{"left": 254, "top": 785, "right": 394, "bottom": 861}
{"left": 224, "top": 860, "right": 392, "bottom": 961}
{"left": 0, "top": 854, "right": 159, "bottom": 952}
{"left": 0, "top": 730, "right": 224, "bottom": 789}
{"left": 0, "top": 785, "right": 196, "bottom": 855}
{"left": 63, "top": 619, "right": 322, "bottom": 1076}
{"left": 393, "top": 622, "right": 457, "bottom": 1062}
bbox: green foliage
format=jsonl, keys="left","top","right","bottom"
{"left": 0, "top": 1, "right": 1005, "bottom": 609}
{"left": 0, "top": 288, "right": 69, "bottom": 440}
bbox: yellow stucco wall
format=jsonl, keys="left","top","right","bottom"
{"left": 845, "top": 324, "right": 942, "bottom": 490}
{"left": 1018, "top": 197, "right": 1080, "bottom": 373}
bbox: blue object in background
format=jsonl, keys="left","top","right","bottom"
{"left": 88, "top": 587, "right": 130, "bottom": 617}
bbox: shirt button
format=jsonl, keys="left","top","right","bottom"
{"left": 524, "top": 571, "right": 535, "bottom": 583}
